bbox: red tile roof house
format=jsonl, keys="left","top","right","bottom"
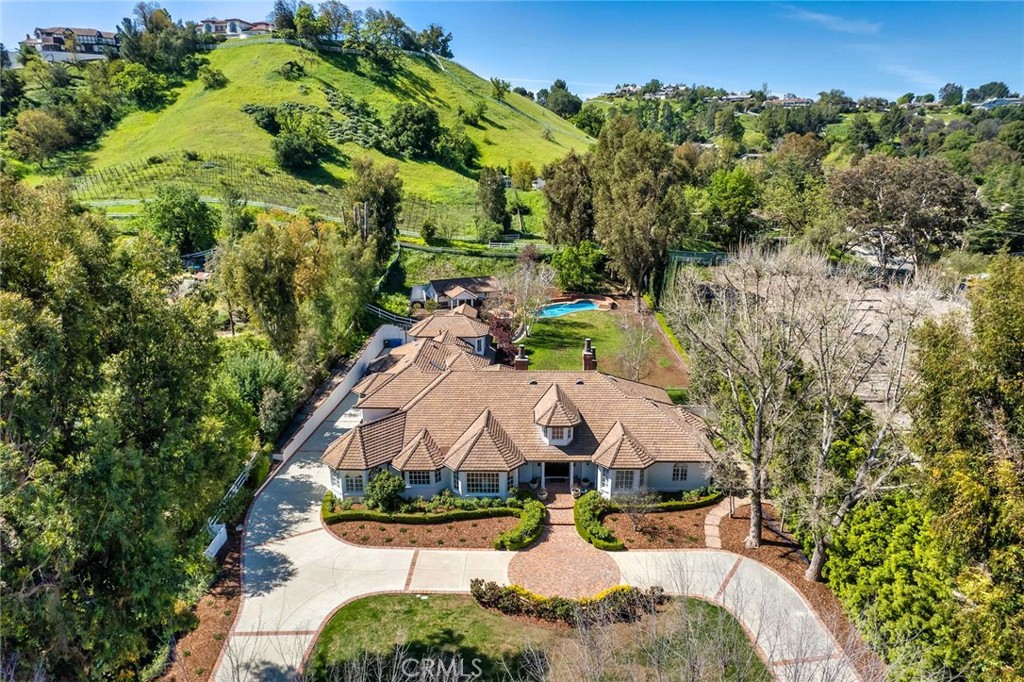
{"left": 409, "top": 275, "right": 499, "bottom": 310}
{"left": 322, "top": 314, "right": 714, "bottom": 502}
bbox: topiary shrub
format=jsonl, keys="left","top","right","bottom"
{"left": 574, "top": 490, "right": 624, "bottom": 551}
{"left": 470, "top": 579, "right": 666, "bottom": 625}
{"left": 363, "top": 470, "right": 406, "bottom": 513}
{"left": 493, "top": 500, "right": 546, "bottom": 550}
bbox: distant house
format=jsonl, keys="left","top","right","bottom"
{"left": 20, "top": 27, "right": 119, "bottom": 58}
{"left": 198, "top": 18, "right": 269, "bottom": 37}
{"left": 410, "top": 275, "right": 500, "bottom": 309}
{"left": 764, "top": 97, "right": 813, "bottom": 108}
{"left": 406, "top": 306, "right": 493, "bottom": 357}
{"left": 974, "top": 97, "right": 1023, "bottom": 110}
{"left": 530, "top": 178, "right": 546, "bottom": 190}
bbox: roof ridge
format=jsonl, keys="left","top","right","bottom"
{"left": 401, "top": 369, "right": 453, "bottom": 411}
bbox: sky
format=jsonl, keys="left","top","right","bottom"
{"left": 4, "top": 1, "right": 1022, "bottom": 101}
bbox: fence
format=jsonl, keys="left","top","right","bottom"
{"left": 365, "top": 303, "right": 414, "bottom": 328}
{"left": 668, "top": 250, "right": 729, "bottom": 266}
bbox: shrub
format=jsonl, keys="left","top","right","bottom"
{"left": 419, "top": 219, "right": 437, "bottom": 243}
{"left": 198, "top": 66, "right": 228, "bottom": 89}
{"left": 272, "top": 129, "right": 327, "bottom": 170}
{"left": 363, "top": 470, "right": 407, "bottom": 512}
{"left": 470, "top": 580, "right": 666, "bottom": 625}
{"left": 387, "top": 102, "right": 442, "bottom": 158}
{"left": 248, "top": 453, "right": 272, "bottom": 490}
{"left": 574, "top": 491, "right": 624, "bottom": 551}
{"left": 493, "top": 500, "right": 546, "bottom": 550}
{"left": 241, "top": 103, "right": 280, "bottom": 134}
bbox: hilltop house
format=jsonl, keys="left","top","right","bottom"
{"left": 410, "top": 275, "right": 500, "bottom": 309}
{"left": 322, "top": 333, "right": 714, "bottom": 501}
{"left": 198, "top": 18, "right": 271, "bottom": 37}
{"left": 20, "top": 27, "right": 119, "bottom": 58}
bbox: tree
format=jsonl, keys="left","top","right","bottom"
{"left": 548, "top": 87, "right": 583, "bottom": 118}
{"left": 271, "top": 0, "right": 297, "bottom": 30}
{"left": 877, "top": 106, "right": 907, "bottom": 141}
{"left": 319, "top": 0, "right": 354, "bottom": 41}
{"left": 618, "top": 315, "right": 657, "bottom": 381}
{"left": 512, "top": 86, "right": 534, "bottom": 100}
{"left": 510, "top": 159, "right": 537, "bottom": 191}
{"left": 387, "top": 102, "right": 442, "bottom": 157}
{"left": 110, "top": 61, "right": 167, "bottom": 107}
{"left": 896, "top": 92, "right": 914, "bottom": 105}
{"left": 977, "top": 164, "right": 1024, "bottom": 252}
{"left": 343, "top": 156, "right": 403, "bottom": 265}
{"left": 364, "top": 470, "right": 406, "bottom": 512}
{"left": 847, "top": 113, "right": 879, "bottom": 148}
{"left": 477, "top": 167, "right": 508, "bottom": 228}
{"left": 198, "top": 64, "right": 228, "bottom": 89}
{"left": 829, "top": 155, "right": 981, "bottom": 272}
{"left": 0, "top": 54, "right": 26, "bottom": 109}
{"left": 219, "top": 183, "right": 254, "bottom": 240}
{"left": 294, "top": 2, "right": 329, "bottom": 42}
{"left": 496, "top": 257, "right": 555, "bottom": 336}
{"left": 976, "top": 80, "right": 1011, "bottom": 101}
{"left": 695, "top": 166, "right": 760, "bottom": 246}
{"left": 490, "top": 77, "right": 510, "bottom": 102}
{"left": 551, "top": 240, "right": 602, "bottom": 293}
{"left": 997, "top": 119, "right": 1024, "bottom": 154}
{"left": 714, "top": 106, "right": 743, "bottom": 142}
{"left": 272, "top": 112, "right": 330, "bottom": 170}
{"left": 416, "top": 23, "right": 453, "bottom": 57}
{"left": 542, "top": 151, "right": 595, "bottom": 246}
{"left": 939, "top": 82, "right": 963, "bottom": 106}
{"left": 140, "top": 184, "right": 219, "bottom": 254}
{"left": 5, "top": 109, "right": 72, "bottom": 166}
{"left": 590, "top": 117, "right": 686, "bottom": 312}
{"left": 615, "top": 491, "right": 660, "bottom": 532}
{"left": 667, "top": 248, "right": 813, "bottom": 548}
{"left": 571, "top": 106, "right": 605, "bottom": 137}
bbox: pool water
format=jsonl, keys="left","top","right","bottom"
{"left": 538, "top": 300, "right": 600, "bottom": 318}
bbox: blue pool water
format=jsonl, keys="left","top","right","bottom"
{"left": 538, "top": 300, "right": 600, "bottom": 318}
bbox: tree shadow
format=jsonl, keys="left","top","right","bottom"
{"left": 242, "top": 545, "right": 297, "bottom": 598}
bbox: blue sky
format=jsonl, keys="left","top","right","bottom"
{"left": 4, "top": 1, "right": 1022, "bottom": 100}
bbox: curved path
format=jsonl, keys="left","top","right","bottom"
{"left": 213, "top": 391, "right": 859, "bottom": 682}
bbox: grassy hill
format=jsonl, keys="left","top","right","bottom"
{"left": 81, "top": 41, "right": 593, "bottom": 214}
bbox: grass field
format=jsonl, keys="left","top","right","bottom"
{"left": 77, "top": 41, "right": 592, "bottom": 207}
{"left": 523, "top": 309, "right": 689, "bottom": 388}
{"left": 306, "top": 593, "right": 770, "bottom": 681}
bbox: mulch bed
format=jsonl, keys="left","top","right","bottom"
{"left": 719, "top": 504, "right": 887, "bottom": 681}
{"left": 328, "top": 516, "right": 520, "bottom": 549}
{"left": 602, "top": 506, "right": 711, "bottom": 549}
{"left": 159, "top": 530, "right": 242, "bottom": 682}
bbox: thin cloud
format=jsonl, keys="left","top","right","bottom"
{"left": 784, "top": 6, "right": 882, "bottom": 35}
{"left": 879, "top": 63, "right": 943, "bottom": 91}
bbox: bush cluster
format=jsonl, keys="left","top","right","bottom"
{"left": 493, "top": 500, "right": 546, "bottom": 550}
{"left": 470, "top": 580, "right": 667, "bottom": 625}
{"left": 321, "top": 491, "right": 518, "bottom": 525}
{"left": 574, "top": 490, "right": 625, "bottom": 551}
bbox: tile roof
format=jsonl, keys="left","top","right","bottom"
{"left": 592, "top": 421, "right": 655, "bottom": 468}
{"left": 533, "top": 383, "right": 582, "bottom": 427}
{"left": 452, "top": 303, "right": 479, "bottom": 318}
{"left": 392, "top": 428, "right": 445, "bottom": 470}
{"left": 443, "top": 409, "right": 527, "bottom": 472}
{"left": 321, "top": 412, "right": 406, "bottom": 469}
{"left": 407, "top": 309, "right": 490, "bottom": 340}
{"left": 429, "top": 275, "right": 499, "bottom": 297}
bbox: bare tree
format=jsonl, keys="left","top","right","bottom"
{"left": 496, "top": 258, "right": 555, "bottom": 337}
{"left": 615, "top": 491, "right": 660, "bottom": 532}
{"left": 617, "top": 314, "right": 657, "bottom": 381}
{"left": 665, "top": 247, "right": 811, "bottom": 548}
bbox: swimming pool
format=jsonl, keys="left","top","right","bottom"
{"left": 538, "top": 300, "right": 600, "bottom": 318}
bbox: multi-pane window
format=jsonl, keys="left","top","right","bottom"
{"left": 344, "top": 473, "right": 365, "bottom": 493}
{"left": 550, "top": 426, "right": 565, "bottom": 440}
{"left": 466, "top": 472, "right": 500, "bottom": 494}
{"left": 672, "top": 463, "right": 688, "bottom": 482}
{"left": 434, "top": 469, "right": 443, "bottom": 483}
{"left": 614, "top": 470, "right": 634, "bottom": 491}
{"left": 407, "top": 471, "right": 431, "bottom": 486}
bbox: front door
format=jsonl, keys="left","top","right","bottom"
{"left": 545, "top": 462, "right": 570, "bottom": 480}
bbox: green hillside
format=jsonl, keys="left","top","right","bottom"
{"left": 85, "top": 41, "right": 593, "bottom": 207}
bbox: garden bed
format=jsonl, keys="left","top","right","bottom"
{"left": 575, "top": 489, "right": 722, "bottom": 551}
{"left": 329, "top": 516, "right": 520, "bottom": 548}
{"left": 602, "top": 505, "right": 712, "bottom": 549}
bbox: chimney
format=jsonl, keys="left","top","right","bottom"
{"left": 582, "top": 338, "right": 597, "bottom": 371}
{"left": 514, "top": 344, "right": 529, "bottom": 371}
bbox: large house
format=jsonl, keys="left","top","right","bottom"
{"left": 322, "top": 325, "right": 714, "bottom": 502}
{"left": 410, "top": 275, "right": 499, "bottom": 309}
{"left": 198, "top": 18, "right": 272, "bottom": 37}
{"left": 20, "top": 27, "right": 119, "bottom": 57}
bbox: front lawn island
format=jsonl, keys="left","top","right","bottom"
{"left": 305, "top": 594, "right": 770, "bottom": 681}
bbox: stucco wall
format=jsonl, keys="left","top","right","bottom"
{"left": 645, "top": 462, "right": 710, "bottom": 492}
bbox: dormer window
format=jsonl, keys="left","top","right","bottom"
{"left": 550, "top": 426, "right": 565, "bottom": 440}
{"left": 545, "top": 426, "right": 573, "bottom": 445}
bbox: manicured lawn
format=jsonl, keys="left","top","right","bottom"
{"left": 523, "top": 308, "right": 689, "bottom": 388}
{"left": 306, "top": 593, "right": 770, "bottom": 681}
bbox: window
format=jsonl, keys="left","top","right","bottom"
{"left": 434, "top": 469, "right": 443, "bottom": 483}
{"left": 407, "top": 471, "right": 431, "bottom": 486}
{"left": 614, "top": 470, "right": 634, "bottom": 491}
{"left": 550, "top": 426, "right": 565, "bottom": 440}
{"left": 466, "top": 472, "right": 500, "bottom": 494}
{"left": 344, "top": 473, "right": 364, "bottom": 493}
{"left": 672, "top": 463, "right": 688, "bottom": 482}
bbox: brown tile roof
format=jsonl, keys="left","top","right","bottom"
{"left": 321, "top": 412, "right": 406, "bottom": 469}
{"left": 392, "top": 428, "right": 445, "bottom": 470}
{"left": 592, "top": 421, "right": 654, "bottom": 468}
{"left": 352, "top": 372, "right": 398, "bottom": 396}
{"left": 430, "top": 276, "right": 499, "bottom": 297}
{"left": 533, "top": 383, "right": 582, "bottom": 427}
{"left": 452, "top": 303, "right": 479, "bottom": 318}
{"left": 407, "top": 309, "right": 490, "bottom": 340}
{"left": 443, "top": 410, "right": 527, "bottom": 472}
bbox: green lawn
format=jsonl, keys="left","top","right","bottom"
{"left": 523, "top": 309, "right": 689, "bottom": 388}
{"left": 306, "top": 594, "right": 770, "bottom": 681}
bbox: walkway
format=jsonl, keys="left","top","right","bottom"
{"left": 213, "top": 392, "right": 861, "bottom": 682}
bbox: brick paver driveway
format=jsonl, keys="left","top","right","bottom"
{"left": 213, "top": 388, "right": 861, "bottom": 682}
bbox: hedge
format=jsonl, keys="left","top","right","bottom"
{"left": 493, "top": 500, "right": 546, "bottom": 550}
{"left": 322, "top": 492, "right": 519, "bottom": 525}
{"left": 574, "top": 491, "right": 625, "bottom": 551}
{"left": 470, "top": 579, "right": 667, "bottom": 625}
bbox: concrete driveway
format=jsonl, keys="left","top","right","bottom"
{"left": 214, "top": 390, "right": 859, "bottom": 682}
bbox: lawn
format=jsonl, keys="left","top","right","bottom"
{"left": 306, "top": 593, "right": 770, "bottom": 681}
{"left": 523, "top": 308, "right": 689, "bottom": 389}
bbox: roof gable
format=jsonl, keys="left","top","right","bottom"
{"left": 443, "top": 409, "right": 526, "bottom": 472}
{"left": 533, "top": 383, "right": 582, "bottom": 427}
{"left": 592, "top": 421, "right": 654, "bottom": 469}
{"left": 392, "top": 428, "right": 445, "bottom": 470}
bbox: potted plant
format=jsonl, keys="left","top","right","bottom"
{"left": 537, "top": 488, "right": 548, "bottom": 501}
{"left": 571, "top": 486, "right": 582, "bottom": 499}
{"left": 581, "top": 477, "right": 591, "bottom": 488}
{"left": 529, "top": 476, "right": 539, "bottom": 490}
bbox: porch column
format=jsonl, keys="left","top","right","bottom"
{"left": 541, "top": 462, "right": 546, "bottom": 489}
{"left": 569, "top": 462, "right": 574, "bottom": 485}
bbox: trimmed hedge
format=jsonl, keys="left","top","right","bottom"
{"left": 322, "top": 491, "right": 519, "bottom": 525}
{"left": 493, "top": 500, "right": 546, "bottom": 550}
{"left": 574, "top": 491, "right": 625, "bottom": 551}
{"left": 470, "top": 579, "right": 667, "bottom": 625}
